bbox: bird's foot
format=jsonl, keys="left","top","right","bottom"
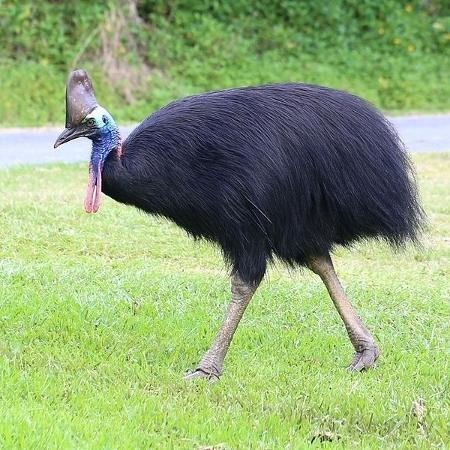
{"left": 184, "top": 366, "right": 221, "bottom": 383}
{"left": 347, "top": 345, "right": 379, "bottom": 371}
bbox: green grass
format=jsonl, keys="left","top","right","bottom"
{"left": 0, "top": 154, "right": 449, "bottom": 449}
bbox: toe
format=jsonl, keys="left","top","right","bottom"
{"left": 347, "top": 346, "right": 379, "bottom": 371}
{"left": 184, "top": 368, "right": 220, "bottom": 383}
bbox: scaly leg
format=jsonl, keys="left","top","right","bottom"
{"left": 307, "top": 253, "right": 379, "bottom": 370}
{"left": 185, "top": 273, "right": 259, "bottom": 381}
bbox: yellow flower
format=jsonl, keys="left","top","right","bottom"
{"left": 378, "top": 27, "right": 385, "bottom": 35}
{"left": 405, "top": 4, "right": 413, "bottom": 12}
{"left": 393, "top": 38, "right": 401, "bottom": 45}
{"left": 407, "top": 44, "right": 415, "bottom": 52}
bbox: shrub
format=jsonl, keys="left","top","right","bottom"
{"left": 0, "top": 0, "right": 449, "bottom": 125}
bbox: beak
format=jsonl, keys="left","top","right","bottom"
{"left": 54, "top": 125, "right": 89, "bottom": 148}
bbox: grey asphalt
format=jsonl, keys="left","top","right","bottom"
{"left": 0, "top": 115, "right": 448, "bottom": 168}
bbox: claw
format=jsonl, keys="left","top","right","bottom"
{"left": 347, "top": 346, "right": 379, "bottom": 371}
{"left": 184, "top": 368, "right": 221, "bottom": 383}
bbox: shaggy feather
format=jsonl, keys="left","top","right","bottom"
{"left": 102, "top": 83, "right": 424, "bottom": 283}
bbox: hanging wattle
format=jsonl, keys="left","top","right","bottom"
{"left": 84, "top": 162, "right": 102, "bottom": 213}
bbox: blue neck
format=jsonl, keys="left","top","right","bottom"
{"left": 91, "top": 125, "right": 120, "bottom": 170}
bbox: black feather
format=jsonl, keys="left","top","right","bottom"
{"left": 102, "top": 83, "right": 424, "bottom": 283}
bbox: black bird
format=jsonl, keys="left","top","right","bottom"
{"left": 54, "top": 70, "right": 423, "bottom": 380}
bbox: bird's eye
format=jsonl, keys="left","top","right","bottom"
{"left": 102, "top": 115, "right": 108, "bottom": 124}
{"left": 86, "top": 118, "right": 96, "bottom": 127}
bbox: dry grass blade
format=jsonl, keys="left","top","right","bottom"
{"left": 411, "top": 398, "right": 427, "bottom": 436}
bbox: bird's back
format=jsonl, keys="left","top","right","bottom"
{"left": 118, "top": 83, "right": 422, "bottom": 282}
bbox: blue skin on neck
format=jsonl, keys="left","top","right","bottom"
{"left": 86, "top": 107, "right": 120, "bottom": 182}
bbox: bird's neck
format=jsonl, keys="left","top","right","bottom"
{"left": 91, "top": 125, "right": 122, "bottom": 164}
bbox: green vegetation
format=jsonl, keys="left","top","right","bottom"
{"left": 1, "top": 1, "right": 449, "bottom": 126}
{"left": 0, "top": 154, "right": 448, "bottom": 448}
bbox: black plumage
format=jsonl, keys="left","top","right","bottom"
{"left": 103, "top": 83, "right": 423, "bottom": 284}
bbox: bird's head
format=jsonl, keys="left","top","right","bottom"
{"left": 54, "top": 105, "right": 117, "bottom": 148}
{"left": 54, "top": 69, "right": 120, "bottom": 213}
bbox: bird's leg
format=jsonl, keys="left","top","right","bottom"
{"left": 307, "top": 254, "right": 379, "bottom": 371}
{"left": 185, "top": 273, "right": 259, "bottom": 381}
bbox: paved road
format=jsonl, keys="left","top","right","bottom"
{"left": 0, "top": 115, "right": 448, "bottom": 168}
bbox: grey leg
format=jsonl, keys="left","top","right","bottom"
{"left": 307, "top": 254, "right": 379, "bottom": 370}
{"left": 185, "top": 273, "right": 259, "bottom": 381}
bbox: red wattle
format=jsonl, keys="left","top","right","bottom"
{"left": 93, "top": 165, "right": 102, "bottom": 212}
{"left": 84, "top": 164, "right": 102, "bottom": 213}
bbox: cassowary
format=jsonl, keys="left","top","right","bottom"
{"left": 54, "top": 70, "right": 423, "bottom": 380}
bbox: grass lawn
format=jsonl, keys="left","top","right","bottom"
{"left": 0, "top": 153, "right": 448, "bottom": 449}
